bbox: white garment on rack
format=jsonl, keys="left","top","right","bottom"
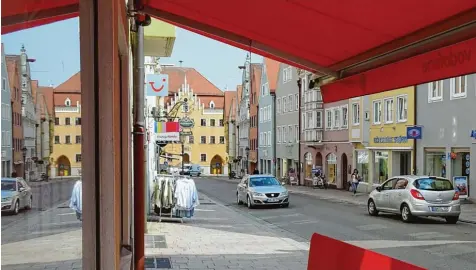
{"left": 174, "top": 178, "right": 199, "bottom": 210}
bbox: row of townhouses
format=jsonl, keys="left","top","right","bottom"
{"left": 225, "top": 55, "right": 476, "bottom": 198}
{"left": 2, "top": 44, "right": 84, "bottom": 180}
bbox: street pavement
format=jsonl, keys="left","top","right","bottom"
{"left": 3, "top": 176, "right": 476, "bottom": 269}
{"left": 1, "top": 178, "right": 77, "bottom": 229}
{"left": 197, "top": 177, "right": 476, "bottom": 270}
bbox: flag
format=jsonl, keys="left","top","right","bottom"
{"left": 155, "top": 121, "right": 180, "bottom": 133}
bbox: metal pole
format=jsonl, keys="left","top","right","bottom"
{"left": 132, "top": 23, "right": 146, "bottom": 270}
{"left": 181, "top": 138, "right": 185, "bottom": 174}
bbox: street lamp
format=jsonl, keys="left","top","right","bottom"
{"left": 245, "top": 147, "right": 250, "bottom": 174}
{"left": 21, "top": 147, "right": 27, "bottom": 180}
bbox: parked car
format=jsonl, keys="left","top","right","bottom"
{"left": 188, "top": 164, "right": 201, "bottom": 177}
{"left": 1, "top": 177, "right": 33, "bottom": 215}
{"left": 237, "top": 174, "right": 289, "bottom": 209}
{"left": 367, "top": 176, "right": 461, "bottom": 224}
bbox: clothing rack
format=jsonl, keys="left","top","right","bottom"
{"left": 151, "top": 174, "right": 198, "bottom": 223}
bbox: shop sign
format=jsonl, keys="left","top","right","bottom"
{"left": 179, "top": 117, "right": 194, "bottom": 128}
{"left": 406, "top": 126, "right": 422, "bottom": 139}
{"left": 373, "top": 136, "right": 408, "bottom": 144}
{"left": 470, "top": 130, "right": 476, "bottom": 139}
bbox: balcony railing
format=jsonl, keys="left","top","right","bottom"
{"left": 55, "top": 106, "right": 80, "bottom": 113}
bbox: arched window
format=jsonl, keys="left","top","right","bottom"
{"left": 209, "top": 101, "right": 215, "bottom": 109}
{"left": 65, "top": 98, "right": 71, "bottom": 107}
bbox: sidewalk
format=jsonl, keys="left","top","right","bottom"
{"left": 145, "top": 193, "right": 309, "bottom": 270}
{"left": 214, "top": 177, "right": 476, "bottom": 224}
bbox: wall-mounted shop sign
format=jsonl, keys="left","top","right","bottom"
{"left": 179, "top": 116, "right": 194, "bottom": 128}
{"left": 373, "top": 136, "right": 408, "bottom": 144}
{"left": 470, "top": 130, "right": 476, "bottom": 139}
{"left": 406, "top": 126, "right": 422, "bottom": 139}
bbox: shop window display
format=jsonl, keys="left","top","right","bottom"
{"left": 374, "top": 151, "right": 389, "bottom": 183}
{"left": 424, "top": 151, "right": 446, "bottom": 177}
{"left": 305, "top": 153, "right": 313, "bottom": 179}
{"left": 326, "top": 153, "right": 337, "bottom": 184}
{"left": 356, "top": 150, "right": 369, "bottom": 182}
{"left": 451, "top": 151, "right": 470, "bottom": 179}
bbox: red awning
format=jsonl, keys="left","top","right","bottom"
{"left": 2, "top": 0, "right": 78, "bottom": 34}
{"left": 2, "top": 0, "right": 475, "bottom": 101}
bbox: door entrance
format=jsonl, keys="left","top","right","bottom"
{"left": 342, "top": 154, "right": 348, "bottom": 190}
{"left": 399, "top": 152, "right": 411, "bottom": 175}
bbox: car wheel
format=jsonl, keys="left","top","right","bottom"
{"left": 247, "top": 195, "right": 254, "bottom": 209}
{"left": 13, "top": 200, "right": 20, "bottom": 215}
{"left": 445, "top": 216, "right": 459, "bottom": 224}
{"left": 25, "top": 196, "right": 33, "bottom": 210}
{"left": 367, "top": 199, "right": 378, "bottom": 216}
{"left": 237, "top": 193, "right": 243, "bottom": 205}
{"left": 401, "top": 204, "right": 414, "bottom": 223}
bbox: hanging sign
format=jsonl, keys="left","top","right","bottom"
{"left": 146, "top": 74, "right": 169, "bottom": 97}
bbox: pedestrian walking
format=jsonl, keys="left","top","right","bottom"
{"left": 351, "top": 169, "right": 360, "bottom": 196}
{"left": 70, "top": 178, "right": 82, "bottom": 221}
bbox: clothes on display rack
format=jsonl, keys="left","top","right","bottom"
{"left": 152, "top": 175, "right": 199, "bottom": 219}
{"left": 174, "top": 178, "right": 199, "bottom": 218}
{"left": 153, "top": 176, "right": 175, "bottom": 208}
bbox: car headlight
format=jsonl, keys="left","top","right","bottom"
{"left": 281, "top": 190, "right": 288, "bottom": 196}
{"left": 2, "top": 197, "right": 12, "bottom": 203}
{"left": 252, "top": 192, "right": 264, "bottom": 197}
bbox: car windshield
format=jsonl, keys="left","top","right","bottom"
{"left": 1, "top": 180, "right": 17, "bottom": 191}
{"left": 249, "top": 177, "right": 280, "bottom": 187}
{"left": 414, "top": 178, "right": 454, "bottom": 191}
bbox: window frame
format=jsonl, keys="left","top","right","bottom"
{"left": 383, "top": 97, "right": 394, "bottom": 124}
{"left": 325, "top": 109, "right": 332, "bottom": 130}
{"left": 341, "top": 105, "right": 348, "bottom": 128}
{"left": 200, "top": 154, "right": 207, "bottom": 162}
{"left": 450, "top": 76, "right": 467, "bottom": 100}
{"left": 396, "top": 95, "right": 408, "bottom": 123}
{"left": 372, "top": 100, "right": 382, "bottom": 125}
{"left": 351, "top": 102, "right": 360, "bottom": 126}
{"left": 428, "top": 80, "right": 443, "bottom": 103}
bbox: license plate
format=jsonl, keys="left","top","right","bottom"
{"left": 268, "top": 198, "right": 279, "bottom": 202}
{"left": 431, "top": 207, "right": 449, "bottom": 212}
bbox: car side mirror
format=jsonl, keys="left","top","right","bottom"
{"left": 19, "top": 187, "right": 26, "bottom": 192}
{"left": 375, "top": 186, "right": 382, "bottom": 192}
{"left": 281, "top": 182, "right": 286, "bottom": 186}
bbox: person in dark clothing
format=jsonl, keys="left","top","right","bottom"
{"left": 11, "top": 172, "right": 18, "bottom": 178}
{"left": 253, "top": 169, "right": 260, "bottom": 175}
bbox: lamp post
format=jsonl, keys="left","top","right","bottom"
{"left": 245, "top": 147, "right": 250, "bottom": 174}
{"left": 21, "top": 147, "right": 27, "bottom": 180}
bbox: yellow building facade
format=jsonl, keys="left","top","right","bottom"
{"left": 49, "top": 73, "right": 82, "bottom": 177}
{"left": 365, "top": 86, "right": 416, "bottom": 185}
{"left": 160, "top": 68, "right": 227, "bottom": 175}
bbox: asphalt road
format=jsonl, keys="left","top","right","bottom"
{"left": 1, "top": 179, "right": 76, "bottom": 229}
{"left": 195, "top": 177, "right": 476, "bottom": 270}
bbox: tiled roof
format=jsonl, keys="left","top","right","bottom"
{"left": 31, "top": 80, "right": 39, "bottom": 104}
{"left": 236, "top": 85, "right": 243, "bottom": 101}
{"left": 54, "top": 93, "right": 81, "bottom": 107}
{"left": 54, "top": 72, "right": 81, "bottom": 93}
{"left": 6, "top": 57, "right": 20, "bottom": 92}
{"left": 38, "top": 87, "right": 54, "bottom": 115}
{"left": 224, "top": 90, "right": 236, "bottom": 119}
{"left": 264, "top": 58, "right": 280, "bottom": 92}
{"left": 160, "top": 67, "right": 223, "bottom": 96}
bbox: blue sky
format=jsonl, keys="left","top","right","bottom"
{"left": 2, "top": 18, "right": 262, "bottom": 91}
